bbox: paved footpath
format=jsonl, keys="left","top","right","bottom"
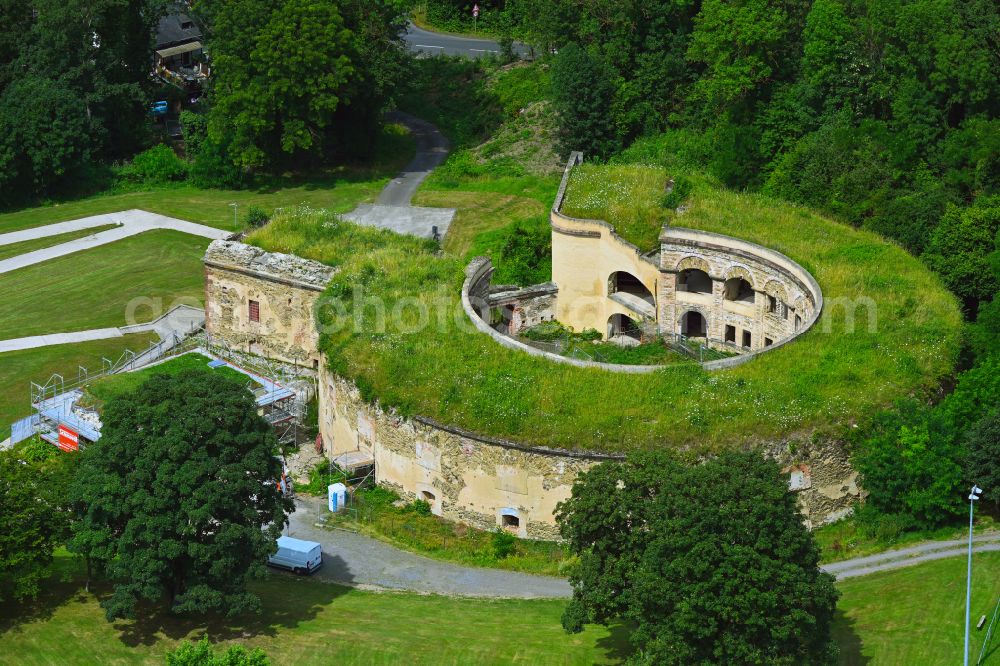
{"left": 286, "top": 494, "right": 572, "bottom": 598}
{"left": 342, "top": 111, "right": 456, "bottom": 240}
{"left": 821, "top": 532, "right": 1000, "bottom": 580}
{"left": 0, "top": 209, "right": 229, "bottom": 275}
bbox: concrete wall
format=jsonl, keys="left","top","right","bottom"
{"left": 203, "top": 240, "right": 336, "bottom": 366}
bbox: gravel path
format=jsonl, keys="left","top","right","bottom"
{"left": 286, "top": 494, "right": 572, "bottom": 598}
{"left": 0, "top": 209, "right": 228, "bottom": 275}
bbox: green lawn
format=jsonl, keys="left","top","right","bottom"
{"left": 0, "top": 334, "right": 158, "bottom": 430}
{"left": 0, "top": 224, "right": 120, "bottom": 261}
{"left": 0, "top": 230, "right": 209, "bottom": 340}
{"left": 83, "top": 352, "right": 260, "bottom": 409}
{"left": 0, "top": 123, "right": 415, "bottom": 236}
{"left": 835, "top": 551, "right": 1000, "bottom": 665}
{"left": 0, "top": 553, "right": 628, "bottom": 665}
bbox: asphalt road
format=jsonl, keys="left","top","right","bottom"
{"left": 286, "top": 494, "right": 572, "bottom": 598}
{"left": 402, "top": 21, "right": 530, "bottom": 59}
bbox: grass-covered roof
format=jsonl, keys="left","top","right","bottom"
{"left": 246, "top": 174, "right": 961, "bottom": 454}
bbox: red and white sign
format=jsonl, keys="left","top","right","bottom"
{"left": 57, "top": 425, "right": 79, "bottom": 452}
{"left": 472, "top": 4, "right": 479, "bottom": 17}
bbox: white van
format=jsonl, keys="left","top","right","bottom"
{"left": 267, "top": 536, "right": 323, "bottom": 575}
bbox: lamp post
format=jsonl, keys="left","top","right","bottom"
{"left": 229, "top": 202, "right": 238, "bottom": 228}
{"left": 965, "top": 484, "right": 984, "bottom": 666}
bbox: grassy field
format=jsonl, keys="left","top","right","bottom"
{"left": 0, "top": 230, "right": 209, "bottom": 340}
{"left": 0, "top": 553, "right": 628, "bottom": 665}
{"left": 0, "top": 334, "right": 158, "bottom": 429}
{"left": 834, "top": 551, "right": 1000, "bottom": 665}
{"left": 248, "top": 177, "right": 961, "bottom": 452}
{"left": 83, "top": 352, "right": 261, "bottom": 409}
{"left": 0, "top": 124, "right": 415, "bottom": 236}
{"left": 0, "top": 224, "right": 120, "bottom": 261}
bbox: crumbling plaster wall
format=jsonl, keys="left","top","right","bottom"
{"left": 203, "top": 240, "right": 336, "bottom": 366}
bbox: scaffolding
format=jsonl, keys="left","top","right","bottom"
{"left": 19, "top": 328, "right": 315, "bottom": 453}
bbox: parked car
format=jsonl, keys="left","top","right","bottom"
{"left": 267, "top": 536, "right": 323, "bottom": 575}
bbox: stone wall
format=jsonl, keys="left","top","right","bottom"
{"left": 317, "top": 360, "right": 609, "bottom": 540}
{"left": 317, "top": 356, "right": 860, "bottom": 536}
{"left": 203, "top": 240, "right": 336, "bottom": 366}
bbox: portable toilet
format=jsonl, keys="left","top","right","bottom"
{"left": 328, "top": 483, "right": 347, "bottom": 512}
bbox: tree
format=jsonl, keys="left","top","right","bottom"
{"left": 69, "top": 369, "right": 293, "bottom": 620}
{"left": 550, "top": 43, "right": 618, "bottom": 159}
{"left": 921, "top": 196, "right": 1000, "bottom": 314}
{"left": 557, "top": 450, "right": 839, "bottom": 665}
{"left": 853, "top": 400, "right": 965, "bottom": 529}
{"left": 0, "top": 440, "right": 75, "bottom": 602}
{"left": 966, "top": 412, "right": 1000, "bottom": 509}
{"left": 166, "top": 638, "right": 270, "bottom": 666}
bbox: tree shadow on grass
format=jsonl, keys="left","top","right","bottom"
{"left": 0, "top": 555, "right": 92, "bottom": 635}
{"left": 832, "top": 609, "right": 870, "bottom": 665}
{"left": 593, "top": 621, "right": 635, "bottom": 664}
{"left": 111, "top": 554, "right": 354, "bottom": 648}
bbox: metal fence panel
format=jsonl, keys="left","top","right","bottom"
{"left": 10, "top": 414, "right": 39, "bottom": 445}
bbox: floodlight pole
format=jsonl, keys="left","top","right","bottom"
{"left": 965, "top": 484, "right": 983, "bottom": 666}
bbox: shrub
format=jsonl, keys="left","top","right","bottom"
{"left": 244, "top": 206, "right": 270, "bottom": 228}
{"left": 491, "top": 528, "right": 517, "bottom": 559}
{"left": 118, "top": 144, "right": 188, "bottom": 183}
{"left": 361, "top": 485, "right": 401, "bottom": 509}
{"left": 166, "top": 638, "right": 269, "bottom": 666}
{"left": 662, "top": 175, "right": 692, "bottom": 210}
{"left": 408, "top": 499, "right": 432, "bottom": 516}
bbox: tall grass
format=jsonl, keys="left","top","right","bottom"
{"left": 247, "top": 181, "right": 961, "bottom": 453}
{"left": 560, "top": 163, "right": 670, "bottom": 250}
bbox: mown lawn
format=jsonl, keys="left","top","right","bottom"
{"left": 0, "top": 224, "right": 120, "bottom": 261}
{"left": 0, "top": 333, "right": 158, "bottom": 430}
{"left": 0, "top": 230, "right": 209, "bottom": 340}
{"left": 82, "top": 352, "right": 260, "bottom": 409}
{"left": 834, "top": 551, "right": 1000, "bottom": 665}
{"left": 0, "top": 124, "right": 415, "bottom": 236}
{"left": 0, "top": 553, "right": 628, "bottom": 666}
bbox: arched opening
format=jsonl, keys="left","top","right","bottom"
{"left": 723, "top": 277, "right": 754, "bottom": 303}
{"left": 608, "top": 271, "right": 655, "bottom": 307}
{"left": 608, "top": 313, "right": 642, "bottom": 344}
{"left": 680, "top": 311, "right": 706, "bottom": 338}
{"left": 678, "top": 268, "right": 712, "bottom": 294}
{"left": 421, "top": 490, "right": 436, "bottom": 503}
{"left": 501, "top": 514, "right": 520, "bottom": 533}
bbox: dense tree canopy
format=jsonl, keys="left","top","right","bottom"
{"left": 0, "top": 0, "right": 166, "bottom": 201}
{"left": 557, "top": 450, "right": 839, "bottom": 665}
{"left": 69, "top": 369, "right": 292, "bottom": 620}
{"left": 0, "top": 440, "right": 75, "bottom": 602}
{"left": 195, "top": 0, "right": 410, "bottom": 173}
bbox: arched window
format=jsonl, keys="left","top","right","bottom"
{"left": 678, "top": 269, "right": 712, "bottom": 294}
{"left": 723, "top": 277, "right": 754, "bottom": 303}
{"left": 680, "top": 311, "right": 707, "bottom": 337}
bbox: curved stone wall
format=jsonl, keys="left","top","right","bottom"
{"left": 547, "top": 154, "right": 823, "bottom": 368}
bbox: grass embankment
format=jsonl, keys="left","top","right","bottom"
{"left": 0, "top": 334, "right": 158, "bottom": 429}
{"left": 0, "top": 224, "right": 120, "bottom": 261}
{"left": 815, "top": 514, "right": 1000, "bottom": 564}
{"left": 248, "top": 175, "right": 960, "bottom": 453}
{"left": 299, "top": 483, "right": 569, "bottom": 576}
{"left": 833, "top": 551, "right": 1000, "bottom": 665}
{"left": 82, "top": 353, "right": 260, "bottom": 410}
{"left": 0, "top": 552, "right": 626, "bottom": 665}
{"left": 0, "top": 230, "right": 209, "bottom": 340}
{"left": 560, "top": 164, "right": 670, "bottom": 251}
{"left": 0, "top": 124, "right": 415, "bottom": 235}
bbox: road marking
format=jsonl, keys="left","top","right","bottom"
{"left": 414, "top": 44, "right": 444, "bottom": 49}
{"left": 469, "top": 48, "right": 498, "bottom": 53}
